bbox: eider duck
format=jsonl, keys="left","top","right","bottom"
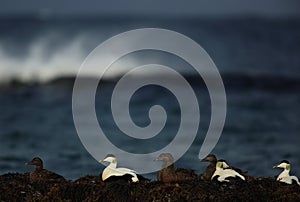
{"left": 211, "top": 159, "right": 245, "bottom": 182}
{"left": 155, "top": 153, "right": 197, "bottom": 183}
{"left": 201, "top": 154, "right": 218, "bottom": 180}
{"left": 273, "top": 160, "right": 300, "bottom": 185}
{"left": 100, "top": 154, "right": 141, "bottom": 182}
{"left": 201, "top": 154, "right": 248, "bottom": 181}
{"left": 26, "top": 157, "right": 65, "bottom": 183}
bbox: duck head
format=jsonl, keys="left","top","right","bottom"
{"left": 216, "top": 159, "right": 230, "bottom": 169}
{"left": 100, "top": 154, "right": 117, "bottom": 164}
{"left": 273, "top": 160, "right": 290, "bottom": 170}
{"left": 26, "top": 157, "right": 43, "bottom": 170}
{"left": 155, "top": 153, "right": 174, "bottom": 167}
{"left": 201, "top": 154, "right": 217, "bottom": 163}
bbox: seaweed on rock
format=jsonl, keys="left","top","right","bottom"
{"left": 1, "top": 173, "right": 300, "bottom": 201}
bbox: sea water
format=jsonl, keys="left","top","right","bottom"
{"left": 0, "top": 16, "right": 299, "bottom": 180}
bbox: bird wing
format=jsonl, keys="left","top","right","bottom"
{"left": 278, "top": 176, "right": 292, "bottom": 184}
{"left": 117, "top": 167, "right": 137, "bottom": 174}
{"left": 212, "top": 170, "right": 240, "bottom": 182}
{"left": 43, "top": 170, "right": 65, "bottom": 181}
{"left": 114, "top": 167, "right": 139, "bottom": 182}
{"left": 211, "top": 168, "right": 221, "bottom": 180}
{"left": 102, "top": 166, "right": 139, "bottom": 182}
{"left": 290, "top": 176, "right": 300, "bottom": 185}
{"left": 220, "top": 168, "right": 245, "bottom": 181}
{"left": 174, "top": 168, "right": 197, "bottom": 181}
{"left": 175, "top": 168, "right": 196, "bottom": 176}
{"left": 217, "top": 174, "right": 230, "bottom": 182}
{"left": 229, "top": 166, "right": 248, "bottom": 175}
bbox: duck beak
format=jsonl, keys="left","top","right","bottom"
{"left": 200, "top": 157, "right": 208, "bottom": 162}
{"left": 154, "top": 155, "right": 164, "bottom": 161}
{"left": 25, "top": 161, "right": 33, "bottom": 166}
{"left": 273, "top": 164, "right": 279, "bottom": 169}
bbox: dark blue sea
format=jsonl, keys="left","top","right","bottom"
{"left": 0, "top": 16, "right": 300, "bottom": 180}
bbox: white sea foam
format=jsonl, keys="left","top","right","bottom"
{"left": 0, "top": 34, "right": 143, "bottom": 84}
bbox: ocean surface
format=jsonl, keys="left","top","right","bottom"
{"left": 0, "top": 16, "right": 300, "bottom": 180}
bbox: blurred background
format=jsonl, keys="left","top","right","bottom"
{"left": 0, "top": 0, "right": 300, "bottom": 180}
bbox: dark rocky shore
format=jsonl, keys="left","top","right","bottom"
{"left": 1, "top": 173, "right": 300, "bottom": 201}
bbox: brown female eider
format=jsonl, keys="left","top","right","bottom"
{"left": 201, "top": 154, "right": 218, "bottom": 180}
{"left": 26, "top": 157, "right": 66, "bottom": 183}
{"left": 155, "top": 153, "right": 197, "bottom": 183}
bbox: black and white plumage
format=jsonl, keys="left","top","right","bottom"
{"left": 201, "top": 154, "right": 248, "bottom": 181}
{"left": 211, "top": 160, "right": 246, "bottom": 182}
{"left": 273, "top": 160, "right": 300, "bottom": 185}
{"left": 100, "top": 154, "right": 140, "bottom": 182}
{"left": 26, "top": 157, "right": 66, "bottom": 183}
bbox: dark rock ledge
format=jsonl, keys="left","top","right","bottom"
{"left": 1, "top": 173, "right": 300, "bottom": 201}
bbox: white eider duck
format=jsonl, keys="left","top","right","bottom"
{"left": 26, "top": 157, "right": 66, "bottom": 183}
{"left": 211, "top": 159, "right": 245, "bottom": 182}
{"left": 273, "top": 160, "right": 300, "bottom": 185}
{"left": 155, "top": 153, "right": 197, "bottom": 183}
{"left": 100, "top": 154, "right": 141, "bottom": 182}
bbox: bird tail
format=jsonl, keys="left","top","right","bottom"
{"left": 291, "top": 176, "right": 300, "bottom": 186}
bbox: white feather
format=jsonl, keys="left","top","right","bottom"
{"left": 276, "top": 167, "right": 300, "bottom": 185}
{"left": 101, "top": 155, "right": 139, "bottom": 182}
{"left": 212, "top": 161, "right": 245, "bottom": 182}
